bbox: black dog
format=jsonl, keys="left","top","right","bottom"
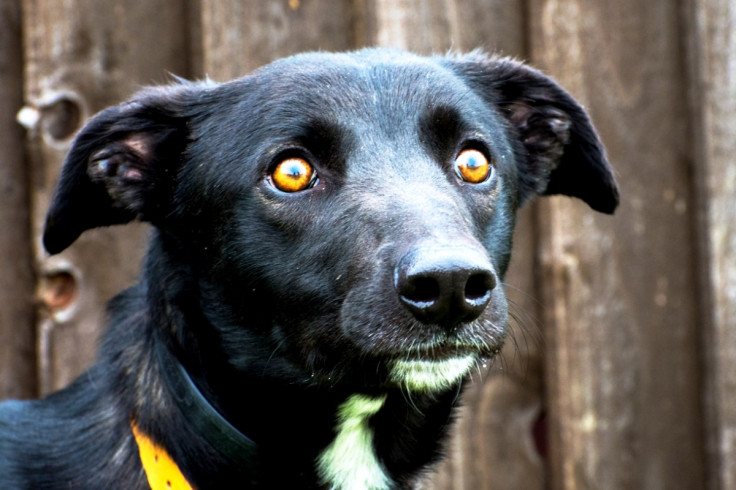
{"left": 0, "top": 49, "right": 618, "bottom": 489}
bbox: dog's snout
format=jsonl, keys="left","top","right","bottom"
{"left": 395, "top": 245, "right": 496, "bottom": 327}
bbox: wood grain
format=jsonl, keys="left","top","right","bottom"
{"left": 686, "top": 0, "right": 736, "bottom": 488}
{"left": 0, "top": 0, "right": 37, "bottom": 400}
{"left": 528, "top": 0, "right": 706, "bottom": 488}
{"left": 201, "top": 0, "right": 355, "bottom": 80}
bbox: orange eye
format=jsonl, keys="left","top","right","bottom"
{"left": 271, "top": 157, "right": 316, "bottom": 193}
{"left": 455, "top": 148, "right": 492, "bottom": 184}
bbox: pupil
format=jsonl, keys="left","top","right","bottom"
{"left": 280, "top": 161, "right": 312, "bottom": 183}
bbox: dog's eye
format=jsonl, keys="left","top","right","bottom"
{"left": 454, "top": 149, "right": 492, "bottom": 184}
{"left": 270, "top": 157, "right": 316, "bottom": 193}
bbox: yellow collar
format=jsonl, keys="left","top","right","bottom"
{"left": 132, "top": 422, "right": 195, "bottom": 490}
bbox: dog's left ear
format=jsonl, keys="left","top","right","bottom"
{"left": 43, "top": 86, "right": 192, "bottom": 255}
{"left": 448, "top": 54, "right": 619, "bottom": 214}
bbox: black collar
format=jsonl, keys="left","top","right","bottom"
{"left": 156, "top": 341, "right": 259, "bottom": 470}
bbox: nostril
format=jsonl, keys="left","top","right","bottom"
{"left": 465, "top": 272, "right": 495, "bottom": 302}
{"left": 404, "top": 276, "right": 440, "bottom": 304}
{"left": 395, "top": 244, "right": 497, "bottom": 327}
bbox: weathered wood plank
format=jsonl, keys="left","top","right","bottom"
{"left": 21, "top": 0, "right": 192, "bottom": 394}
{"left": 528, "top": 1, "right": 706, "bottom": 488}
{"left": 355, "top": 0, "right": 524, "bottom": 55}
{"left": 201, "top": 0, "right": 356, "bottom": 80}
{"left": 0, "top": 0, "right": 37, "bottom": 400}
{"left": 685, "top": 0, "right": 736, "bottom": 488}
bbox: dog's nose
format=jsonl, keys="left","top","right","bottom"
{"left": 395, "top": 245, "right": 496, "bottom": 327}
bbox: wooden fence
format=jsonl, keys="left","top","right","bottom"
{"left": 1, "top": 0, "right": 734, "bottom": 488}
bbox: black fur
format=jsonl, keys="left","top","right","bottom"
{"left": 0, "top": 49, "right": 618, "bottom": 489}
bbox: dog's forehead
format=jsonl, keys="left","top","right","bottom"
{"left": 246, "top": 50, "right": 476, "bottom": 122}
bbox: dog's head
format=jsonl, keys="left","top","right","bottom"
{"left": 43, "top": 49, "right": 618, "bottom": 393}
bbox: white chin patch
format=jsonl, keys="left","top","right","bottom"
{"left": 389, "top": 355, "right": 476, "bottom": 392}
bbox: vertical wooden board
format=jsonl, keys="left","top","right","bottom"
{"left": 358, "top": 0, "right": 453, "bottom": 53}
{"left": 356, "top": 0, "right": 524, "bottom": 55}
{"left": 686, "top": 0, "right": 736, "bottom": 488}
{"left": 22, "top": 0, "right": 192, "bottom": 394}
{"left": 0, "top": 0, "right": 37, "bottom": 400}
{"left": 527, "top": 1, "right": 706, "bottom": 488}
{"left": 356, "top": 2, "right": 544, "bottom": 489}
{"left": 201, "top": 0, "right": 356, "bottom": 80}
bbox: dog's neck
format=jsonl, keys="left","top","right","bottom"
{"left": 154, "top": 340, "right": 258, "bottom": 470}
{"left": 156, "top": 340, "right": 396, "bottom": 488}
{"left": 149, "top": 340, "right": 398, "bottom": 488}
{"left": 139, "top": 336, "right": 457, "bottom": 489}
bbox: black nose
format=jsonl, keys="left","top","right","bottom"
{"left": 395, "top": 245, "right": 496, "bottom": 327}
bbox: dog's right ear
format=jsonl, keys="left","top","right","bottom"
{"left": 43, "top": 87, "right": 193, "bottom": 255}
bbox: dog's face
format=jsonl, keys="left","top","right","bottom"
{"left": 189, "top": 52, "right": 521, "bottom": 391}
{"left": 43, "top": 50, "right": 618, "bottom": 394}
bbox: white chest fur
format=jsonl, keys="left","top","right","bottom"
{"left": 317, "top": 394, "right": 390, "bottom": 490}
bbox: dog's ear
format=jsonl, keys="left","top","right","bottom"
{"left": 448, "top": 54, "right": 619, "bottom": 214}
{"left": 42, "top": 87, "right": 193, "bottom": 255}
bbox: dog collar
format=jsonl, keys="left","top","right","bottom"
{"left": 140, "top": 342, "right": 259, "bottom": 480}
{"left": 132, "top": 421, "right": 195, "bottom": 490}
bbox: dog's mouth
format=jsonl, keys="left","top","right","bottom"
{"left": 382, "top": 339, "right": 500, "bottom": 392}
{"left": 387, "top": 355, "right": 479, "bottom": 392}
{"left": 295, "top": 333, "right": 498, "bottom": 393}
{"left": 392, "top": 341, "right": 484, "bottom": 361}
